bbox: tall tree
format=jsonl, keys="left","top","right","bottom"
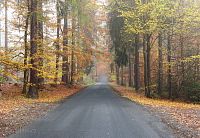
{"left": 62, "top": 0, "right": 69, "bottom": 84}
{"left": 0, "top": 1, "right": 2, "bottom": 48}
{"left": 134, "top": 34, "right": 140, "bottom": 91}
{"left": 4, "top": 0, "right": 8, "bottom": 77}
{"left": 54, "top": 0, "right": 62, "bottom": 84}
{"left": 157, "top": 33, "right": 163, "bottom": 95}
{"left": 37, "top": 0, "right": 44, "bottom": 85}
{"left": 27, "top": 0, "right": 39, "bottom": 98}
{"left": 71, "top": 2, "right": 76, "bottom": 85}
{"left": 167, "top": 32, "right": 172, "bottom": 99}
{"left": 22, "top": 0, "right": 30, "bottom": 94}
{"left": 128, "top": 51, "right": 132, "bottom": 87}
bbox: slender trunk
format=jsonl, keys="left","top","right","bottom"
{"left": 38, "top": 0, "right": 44, "bottom": 85}
{"left": 128, "top": 52, "right": 132, "bottom": 87}
{"left": 146, "top": 34, "right": 151, "bottom": 97}
{"left": 4, "top": 0, "right": 8, "bottom": 53}
{"left": 116, "top": 64, "right": 120, "bottom": 84}
{"left": 157, "top": 33, "right": 163, "bottom": 95}
{"left": 121, "top": 66, "right": 124, "bottom": 86}
{"left": 22, "top": 0, "right": 30, "bottom": 94}
{"left": 4, "top": 0, "right": 8, "bottom": 78}
{"left": 143, "top": 35, "right": 148, "bottom": 96}
{"left": 134, "top": 34, "right": 140, "bottom": 91}
{"left": 176, "top": 35, "right": 184, "bottom": 97}
{"left": 71, "top": 13, "right": 75, "bottom": 85}
{"left": 0, "top": 8, "right": 1, "bottom": 48}
{"left": 77, "top": 0, "right": 81, "bottom": 82}
{"left": 197, "top": 44, "right": 200, "bottom": 80}
{"left": 55, "top": 0, "right": 61, "bottom": 84}
{"left": 62, "top": 0, "right": 69, "bottom": 84}
{"left": 180, "top": 35, "right": 184, "bottom": 80}
{"left": 167, "top": 33, "right": 172, "bottom": 99}
{"left": 27, "top": 0, "right": 38, "bottom": 99}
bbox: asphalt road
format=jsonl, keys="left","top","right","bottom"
{"left": 10, "top": 84, "right": 174, "bottom": 138}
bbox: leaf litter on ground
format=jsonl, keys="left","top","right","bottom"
{"left": 111, "top": 83, "right": 200, "bottom": 138}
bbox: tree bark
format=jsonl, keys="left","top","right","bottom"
{"left": 116, "top": 64, "right": 120, "bottom": 85}
{"left": 62, "top": 0, "right": 69, "bottom": 85}
{"left": 167, "top": 33, "right": 172, "bottom": 99}
{"left": 157, "top": 33, "right": 163, "bottom": 95}
{"left": 37, "top": 0, "right": 44, "bottom": 85}
{"left": 71, "top": 11, "right": 76, "bottom": 85}
{"left": 121, "top": 66, "right": 124, "bottom": 86}
{"left": 54, "top": 0, "right": 61, "bottom": 84}
{"left": 4, "top": 0, "right": 8, "bottom": 78}
{"left": 76, "top": 0, "right": 81, "bottom": 83}
{"left": 143, "top": 35, "right": 148, "bottom": 96}
{"left": 27, "top": 0, "right": 39, "bottom": 98}
{"left": 128, "top": 52, "right": 132, "bottom": 87}
{"left": 22, "top": 0, "right": 30, "bottom": 94}
{"left": 143, "top": 34, "right": 151, "bottom": 97}
{"left": 196, "top": 44, "right": 200, "bottom": 81}
{"left": 146, "top": 34, "right": 151, "bottom": 97}
{"left": 134, "top": 34, "right": 140, "bottom": 91}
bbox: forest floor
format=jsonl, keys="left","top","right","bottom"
{"left": 0, "top": 84, "right": 83, "bottom": 138}
{"left": 111, "top": 83, "right": 200, "bottom": 138}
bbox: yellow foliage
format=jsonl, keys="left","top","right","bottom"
{"left": 111, "top": 83, "right": 200, "bottom": 109}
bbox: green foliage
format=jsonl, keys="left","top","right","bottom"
{"left": 0, "top": 76, "right": 6, "bottom": 84}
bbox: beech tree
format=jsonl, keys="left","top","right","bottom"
{"left": 109, "top": 0, "right": 200, "bottom": 101}
{"left": 0, "top": 0, "right": 99, "bottom": 98}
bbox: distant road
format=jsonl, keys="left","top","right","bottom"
{"left": 10, "top": 84, "right": 174, "bottom": 138}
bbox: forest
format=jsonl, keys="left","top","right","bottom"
{"left": 109, "top": 0, "right": 200, "bottom": 102}
{"left": 0, "top": 0, "right": 103, "bottom": 98}
{"left": 0, "top": 0, "right": 199, "bottom": 100}
{"left": 0, "top": 0, "right": 200, "bottom": 138}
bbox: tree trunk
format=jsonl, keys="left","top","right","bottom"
{"left": 121, "top": 66, "right": 124, "bottom": 86}
{"left": 0, "top": 6, "right": 1, "bottom": 48}
{"left": 37, "top": 0, "right": 44, "bottom": 85}
{"left": 22, "top": 0, "right": 30, "bottom": 94}
{"left": 71, "top": 12, "right": 75, "bottom": 85}
{"left": 128, "top": 52, "right": 132, "bottom": 87}
{"left": 62, "top": 0, "right": 69, "bottom": 85}
{"left": 27, "top": 0, "right": 39, "bottom": 99}
{"left": 196, "top": 44, "right": 200, "bottom": 81}
{"left": 77, "top": 0, "right": 81, "bottom": 83}
{"left": 143, "top": 35, "right": 148, "bottom": 96}
{"left": 134, "top": 34, "right": 140, "bottom": 91}
{"left": 146, "top": 34, "right": 151, "bottom": 97}
{"left": 4, "top": 0, "right": 8, "bottom": 78}
{"left": 179, "top": 35, "right": 184, "bottom": 91}
{"left": 143, "top": 34, "right": 151, "bottom": 97}
{"left": 116, "top": 64, "right": 120, "bottom": 85}
{"left": 54, "top": 0, "right": 61, "bottom": 84}
{"left": 167, "top": 33, "right": 172, "bottom": 99}
{"left": 157, "top": 33, "right": 163, "bottom": 95}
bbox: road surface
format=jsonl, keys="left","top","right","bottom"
{"left": 10, "top": 84, "right": 174, "bottom": 138}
